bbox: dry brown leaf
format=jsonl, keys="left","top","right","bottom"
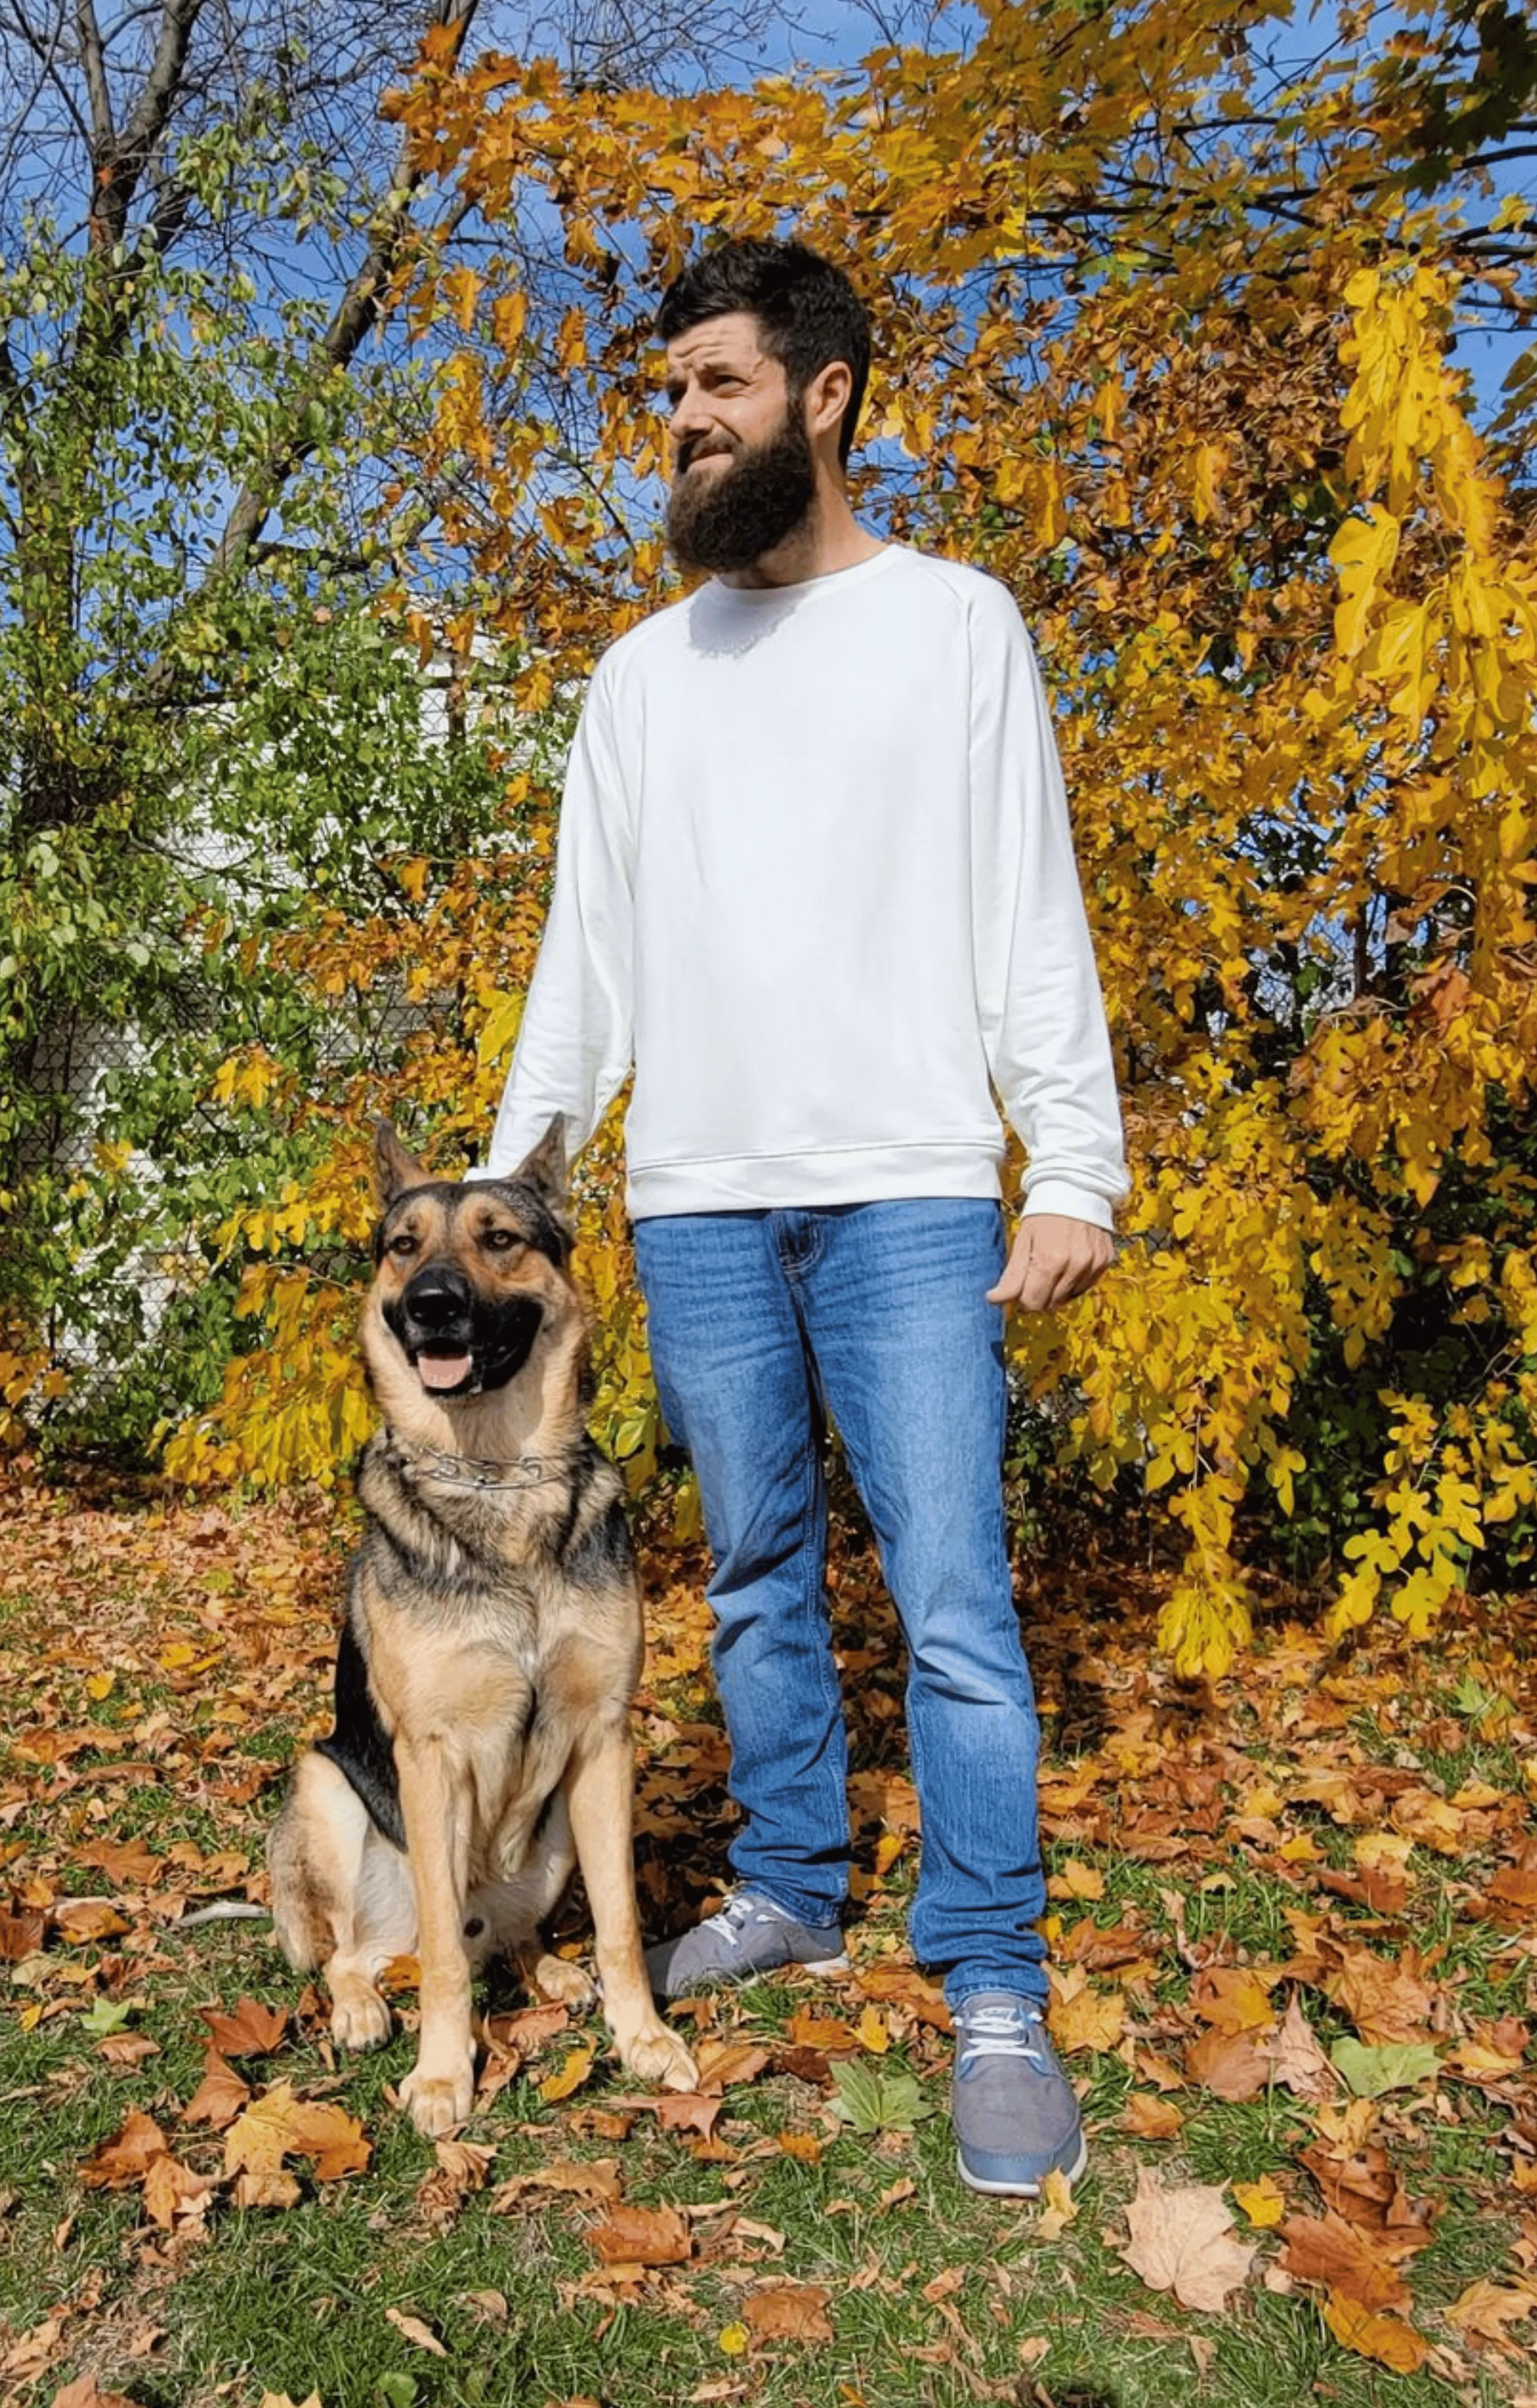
{"left": 79, "top": 2109, "right": 170, "bottom": 2190}
{"left": 75, "top": 1838, "right": 161, "bottom": 1888}
{"left": 1264, "top": 1995, "right": 1336, "bottom": 2100}
{"left": 589, "top": 2202, "right": 692, "bottom": 2267}
{"left": 385, "top": 2308, "right": 447, "bottom": 2357}
{"left": 223, "top": 2082, "right": 369, "bottom": 2182}
{"left": 539, "top": 2046, "right": 595, "bottom": 2104}
{"left": 695, "top": 2040, "right": 772, "bottom": 2094}
{"left": 856, "top": 1965, "right": 953, "bottom": 2032}
{"left": 743, "top": 2284, "right": 833, "bottom": 2343}
{"left": 1188, "top": 1965, "right": 1278, "bottom": 2035}
{"left": 201, "top": 1995, "right": 287, "bottom": 2057}
{"left": 1119, "top": 2168, "right": 1255, "bottom": 2312}
{"left": 1331, "top": 1947, "right": 1435, "bottom": 2047}
{"left": 785, "top": 2010, "right": 854, "bottom": 2050}
{"left": 141, "top": 2153, "right": 217, "bottom": 2235}
{"left": 231, "top": 2168, "right": 301, "bottom": 2210}
{"left": 50, "top": 2379, "right": 143, "bottom": 2408}
{"left": 1321, "top": 2290, "right": 1427, "bottom": 2372}
{"left": 1120, "top": 2092, "right": 1184, "bottom": 2140}
{"left": 603, "top": 2090, "right": 724, "bottom": 2138}
{"left": 1446, "top": 2277, "right": 1537, "bottom": 2352}
{"left": 0, "top": 1907, "right": 46, "bottom": 1962}
{"left": 1279, "top": 2212, "right": 1410, "bottom": 2311}
{"left": 494, "top": 2157, "right": 623, "bottom": 2210}
{"left": 1047, "top": 1976, "right": 1126, "bottom": 2056}
{"left": 1185, "top": 2026, "right": 1270, "bottom": 2102}
{"left": 97, "top": 2034, "right": 160, "bottom": 2068}
{"left": 52, "top": 1901, "right": 129, "bottom": 1944}
{"left": 183, "top": 2049, "right": 251, "bottom": 2130}
{"left": 417, "top": 2138, "right": 497, "bottom": 2223}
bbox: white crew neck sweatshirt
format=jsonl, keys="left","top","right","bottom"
{"left": 478, "top": 542, "right": 1128, "bottom": 1227}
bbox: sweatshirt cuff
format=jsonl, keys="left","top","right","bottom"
{"left": 1020, "top": 1179, "right": 1117, "bottom": 1232}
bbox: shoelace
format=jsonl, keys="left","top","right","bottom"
{"left": 955, "top": 2002, "right": 1049, "bottom": 2069}
{"left": 709, "top": 1891, "right": 774, "bottom": 1953}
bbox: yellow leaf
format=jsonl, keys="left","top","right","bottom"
{"left": 538, "top": 2045, "right": 594, "bottom": 2104}
{"left": 1232, "top": 2176, "right": 1286, "bottom": 2229}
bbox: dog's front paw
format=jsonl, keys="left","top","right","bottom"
{"left": 399, "top": 2056, "right": 475, "bottom": 2136}
{"left": 530, "top": 1952, "right": 597, "bottom": 2013}
{"left": 329, "top": 1980, "right": 392, "bottom": 2052}
{"left": 615, "top": 2021, "right": 698, "bottom": 2093}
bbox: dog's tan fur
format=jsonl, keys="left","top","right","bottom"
{"left": 267, "top": 1121, "right": 695, "bottom": 2135}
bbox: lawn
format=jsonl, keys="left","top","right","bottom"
{"left": 1, "top": 1467, "right": 1534, "bottom": 2408}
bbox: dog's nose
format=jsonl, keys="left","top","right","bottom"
{"left": 403, "top": 1268, "right": 471, "bottom": 1328}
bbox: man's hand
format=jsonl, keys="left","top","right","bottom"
{"left": 987, "top": 1212, "right": 1114, "bottom": 1312}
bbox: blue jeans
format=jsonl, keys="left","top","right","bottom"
{"left": 632, "top": 1199, "right": 1047, "bottom": 2006}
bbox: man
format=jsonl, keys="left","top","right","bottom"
{"left": 475, "top": 237, "right": 1128, "bottom": 2196}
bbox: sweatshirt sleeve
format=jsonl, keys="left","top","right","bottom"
{"left": 473, "top": 658, "right": 636, "bottom": 1180}
{"left": 969, "top": 581, "right": 1129, "bottom": 1230}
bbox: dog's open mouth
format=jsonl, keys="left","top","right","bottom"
{"left": 415, "top": 1346, "right": 474, "bottom": 1394}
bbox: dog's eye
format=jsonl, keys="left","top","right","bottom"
{"left": 389, "top": 1232, "right": 418, "bottom": 1256}
{"left": 483, "top": 1228, "right": 521, "bottom": 1253}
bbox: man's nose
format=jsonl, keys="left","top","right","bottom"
{"left": 668, "top": 383, "right": 709, "bottom": 445}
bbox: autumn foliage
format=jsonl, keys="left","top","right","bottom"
{"left": 11, "top": 0, "right": 1534, "bottom": 1674}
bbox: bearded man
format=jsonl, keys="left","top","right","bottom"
{"left": 475, "top": 237, "right": 1128, "bottom": 2195}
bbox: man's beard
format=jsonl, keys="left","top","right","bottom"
{"left": 666, "top": 406, "right": 817, "bottom": 574}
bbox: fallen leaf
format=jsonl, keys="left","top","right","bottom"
{"left": 52, "top": 1901, "right": 129, "bottom": 1944}
{"left": 183, "top": 2049, "right": 251, "bottom": 2129}
{"left": 1120, "top": 2092, "right": 1184, "bottom": 2140}
{"left": 1264, "top": 1995, "right": 1336, "bottom": 2100}
{"left": 200, "top": 1996, "right": 287, "bottom": 2057}
{"left": 856, "top": 2005, "right": 889, "bottom": 2054}
{"left": 1232, "top": 2176, "right": 1287, "bottom": 2229}
{"left": 98, "top": 2034, "right": 160, "bottom": 2068}
{"left": 79, "top": 2109, "right": 170, "bottom": 2190}
{"left": 1036, "top": 2167, "right": 1078, "bottom": 2241}
{"left": 695, "top": 2040, "right": 772, "bottom": 2093}
{"left": 1330, "top": 2037, "right": 1440, "bottom": 2098}
{"left": 1446, "top": 2277, "right": 1537, "bottom": 2352}
{"left": 1188, "top": 1965, "right": 1278, "bottom": 2034}
{"left": 141, "top": 2153, "right": 217, "bottom": 2234}
{"left": 743, "top": 2284, "right": 833, "bottom": 2343}
{"left": 785, "top": 2010, "right": 855, "bottom": 2050}
{"left": 778, "top": 2132, "right": 822, "bottom": 2162}
{"left": 589, "top": 2203, "right": 692, "bottom": 2267}
{"left": 539, "top": 2046, "right": 595, "bottom": 2104}
{"left": 223, "top": 2083, "right": 369, "bottom": 2182}
{"left": 1048, "top": 1976, "right": 1126, "bottom": 2056}
{"left": 1331, "top": 1947, "right": 1435, "bottom": 2047}
{"left": 1321, "top": 2290, "right": 1427, "bottom": 2372}
{"left": 1279, "top": 2213, "right": 1411, "bottom": 2311}
{"left": 492, "top": 2158, "right": 623, "bottom": 2210}
{"left": 385, "top": 2307, "right": 447, "bottom": 2357}
{"left": 50, "top": 2380, "right": 143, "bottom": 2408}
{"left": 1119, "top": 2169, "right": 1255, "bottom": 2312}
{"left": 1185, "top": 2026, "right": 1270, "bottom": 2101}
{"left": 603, "top": 2091, "right": 724, "bottom": 2139}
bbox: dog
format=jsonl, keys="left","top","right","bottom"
{"left": 268, "top": 1117, "right": 697, "bottom": 2135}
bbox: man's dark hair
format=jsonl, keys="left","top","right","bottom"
{"left": 656, "top": 237, "right": 871, "bottom": 468}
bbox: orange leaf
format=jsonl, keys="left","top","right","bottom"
{"left": 695, "top": 2039, "right": 771, "bottom": 2094}
{"left": 589, "top": 2203, "right": 692, "bottom": 2266}
{"left": 1185, "top": 2026, "right": 1270, "bottom": 2101}
{"left": 79, "top": 2109, "right": 170, "bottom": 2190}
{"left": 743, "top": 2283, "right": 833, "bottom": 2343}
{"left": 1279, "top": 2213, "right": 1411, "bottom": 2312}
{"left": 184, "top": 2049, "right": 251, "bottom": 2129}
{"left": 1120, "top": 2092, "right": 1184, "bottom": 2140}
{"left": 200, "top": 1996, "right": 287, "bottom": 2056}
{"left": 1321, "top": 2291, "right": 1427, "bottom": 2372}
{"left": 539, "top": 2045, "right": 595, "bottom": 2104}
{"left": 223, "top": 2082, "right": 369, "bottom": 2182}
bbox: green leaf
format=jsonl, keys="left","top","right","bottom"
{"left": 828, "top": 2059, "right": 937, "bottom": 2134}
{"left": 1330, "top": 2038, "right": 1440, "bottom": 2097}
{"left": 80, "top": 1997, "right": 135, "bottom": 2037}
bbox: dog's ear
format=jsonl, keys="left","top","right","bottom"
{"left": 511, "top": 1115, "right": 567, "bottom": 1209}
{"left": 374, "top": 1121, "right": 433, "bottom": 1206}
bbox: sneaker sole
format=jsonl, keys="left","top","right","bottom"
{"left": 650, "top": 1948, "right": 851, "bottom": 1999}
{"left": 954, "top": 2129, "right": 1089, "bottom": 2199}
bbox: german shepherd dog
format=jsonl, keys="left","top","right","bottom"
{"left": 268, "top": 1119, "right": 697, "bottom": 2136}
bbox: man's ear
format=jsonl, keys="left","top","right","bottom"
{"left": 512, "top": 1115, "right": 567, "bottom": 1209}
{"left": 374, "top": 1121, "right": 433, "bottom": 1207}
{"left": 803, "top": 357, "right": 852, "bottom": 453}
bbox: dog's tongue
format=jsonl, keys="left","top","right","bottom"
{"left": 418, "top": 1351, "right": 471, "bottom": 1391}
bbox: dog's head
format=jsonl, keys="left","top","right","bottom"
{"left": 367, "top": 1118, "right": 576, "bottom": 1404}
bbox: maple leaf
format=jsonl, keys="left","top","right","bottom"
{"left": 183, "top": 2049, "right": 251, "bottom": 2129}
{"left": 695, "top": 2039, "right": 771, "bottom": 2094}
{"left": 200, "top": 1996, "right": 287, "bottom": 2056}
{"left": 589, "top": 2203, "right": 691, "bottom": 2266}
{"left": 1279, "top": 2212, "right": 1411, "bottom": 2312}
{"left": 1263, "top": 1995, "right": 1336, "bottom": 2100}
{"left": 1187, "top": 1965, "right": 1277, "bottom": 2035}
{"left": 1184, "top": 2026, "right": 1270, "bottom": 2101}
{"left": 604, "top": 2091, "right": 723, "bottom": 2138}
{"left": 1446, "top": 2277, "right": 1537, "bottom": 2353}
{"left": 1321, "top": 2290, "right": 1427, "bottom": 2372}
{"left": 223, "top": 2082, "right": 369, "bottom": 2183}
{"left": 1046, "top": 1969, "right": 1126, "bottom": 2055}
{"left": 141, "top": 2152, "right": 218, "bottom": 2235}
{"left": 1329, "top": 2038, "right": 1440, "bottom": 2097}
{"left": 79, "top": 2109, "right": 170, "bottom": 2190}
{"left": 1120, "top": 2092, "right": 1183, "bottom": 2140}
{"left": 1118, "top": 2169, "right": 1255, "bottom": 2313}
{"left": 1330, "top": 1947, "right": 1435, "bottom": 2046}
{"left": 743, "top": 2284, "right": 834, "bottom": 2343}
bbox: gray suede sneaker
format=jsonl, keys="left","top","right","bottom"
{"left": 645, "top": 1888, "right": 848, "bottom": 1998}
{"left": 952, "top": 1991, "right": 1087, "bottom": 2197}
